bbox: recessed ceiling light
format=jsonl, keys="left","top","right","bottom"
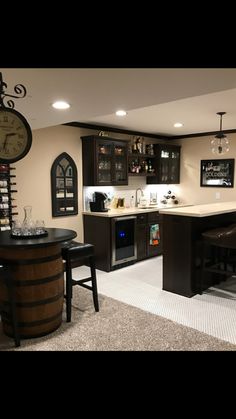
{"left": 174, "top": 122, "right": 183, "bottom": 128}
{"left": 116, "top": 110, "right": 127, "bottom": 116}
{"left": 52, "top": 101, "right": 70, "bottom": 110}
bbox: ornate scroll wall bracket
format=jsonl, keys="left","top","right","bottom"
{"left": 0, "top": 72, "right": 27, "bottom": 109}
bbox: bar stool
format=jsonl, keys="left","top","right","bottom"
{"left": 0, "top": 260, "right": 20, "bottom": 347}
{"left": 200, "top": 223, "right": 236, "bottom": 295}
{"left": 61, "top": 241, "right": 99, "bottom": 322}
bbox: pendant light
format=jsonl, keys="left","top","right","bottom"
{"left": 210, "top": 112, "right": 230, "bottom": 155}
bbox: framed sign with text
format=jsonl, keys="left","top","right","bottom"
{"left": 200, "top": 159, "right": 235, "bottom": 187}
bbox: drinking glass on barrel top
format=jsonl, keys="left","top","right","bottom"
{"left": 12, "top": 219, "right": 22, "bottom": 236}
{"left": 35, "top": 220, "right": 45, "bottom": 235}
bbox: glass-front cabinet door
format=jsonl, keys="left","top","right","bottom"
{"left": 95, "top": 138, "right": 128, "bottom": 186}
{"left": 159, "top": 145, "right": 180, "bottom": 184}
{"left": 96, "top": 139, "right": 113, "bottom": 185}
{"left": 81, "top": 135, "right": 128, "bottom": 186}
{"left": 159, "top": 148, "right": 170, "bottom": 183}
{"left": 113, "top": 141, "right": 128, "bottom": 185}
{"left": 169, "top": 147, "right": 180, "bottom": 183}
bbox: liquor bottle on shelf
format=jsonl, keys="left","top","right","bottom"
{"left": 148, "top": 160, "right": 153, "bottom": 173}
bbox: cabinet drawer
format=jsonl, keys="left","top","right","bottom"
{"left": 148, "top": 211, "right": 159, "bottom": 222}
{"left": 137, "top": 213, "right": 147, "bottom": 224}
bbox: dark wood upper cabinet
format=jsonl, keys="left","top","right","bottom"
{"left": 147, "top": 144, "right": 181, "bottom": 184}
{"left": 81, "top": 135, "right": 128, "bottom": 186}
{"left": 51, "top": 152, "right": 78, "bottom": 217}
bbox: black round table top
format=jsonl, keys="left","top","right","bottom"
{"left": 0, "top": 228, "right": 77, "bottom": 248}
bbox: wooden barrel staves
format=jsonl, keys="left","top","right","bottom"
{"left": 0, "top": 244, "right": 64, "bottom": 338}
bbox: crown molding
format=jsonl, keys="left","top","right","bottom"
{"left": 64, "top": 121, "right": 236, "bottom": 141}
{"left": 64, "top": 122, "right": 170, "bottom": 140}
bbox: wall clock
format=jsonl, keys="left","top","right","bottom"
{"left": 0, "top": 107, "right": 32, "bottom": 163}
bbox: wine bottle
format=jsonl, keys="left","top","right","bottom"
{"left": 0, "top": 225, "right": 11, "bottom": 231}
{"left": 0, "top": 181, "right": 8, "bottom": 187}
{"left": 0, "top": 196, "right": 9, "bottom": 202}
{"left": 0, "top": 218, "right": 10, "bottom": 225}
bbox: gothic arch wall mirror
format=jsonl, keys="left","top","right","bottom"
{"left": 51, "top": 152, "right": 78, "bottom": 217}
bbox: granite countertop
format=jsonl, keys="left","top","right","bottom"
{"left": 82, "top": 204, "right": 191, "bottom": 217}
{"left": 159, "top": 201, "right": 236, "bottom": 217}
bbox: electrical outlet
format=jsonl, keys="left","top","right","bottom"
{"left": 215, "top": 192, "right": 221, "bottom": 200}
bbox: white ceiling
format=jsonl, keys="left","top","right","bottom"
{"left": 1, "top": 68, "right": 236, "bottom": 136}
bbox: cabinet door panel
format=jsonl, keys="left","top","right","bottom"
{"left": 96, "top": 140, "right": 113, "bottom": 185}
{"left": 137, "top": 223, "right": 147, "bottom": 260}
{"left": 113, "top": 142, "right": 128, "bottom": 185}
{"left": 147, "top": 222, "right": 162, "bottom": 257}
{"left": 147, "top": 144, "right": 180, "bottom": 185}
{"left": 82, "top": 136, "right": 128, "bottom": 186}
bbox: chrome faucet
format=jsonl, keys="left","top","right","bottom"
{"left": 135, "top": 188, "right": 144, "bottom": 207}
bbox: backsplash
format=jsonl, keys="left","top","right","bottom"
{"left": 83, "top": 177, "right": 183, "bottom": 211}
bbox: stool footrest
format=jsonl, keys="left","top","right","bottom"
{"left": 77, "top": 283, "right": 92, "bottom": 292}
{"left": 72, "top": 277, "right": 92, "bottom": 285}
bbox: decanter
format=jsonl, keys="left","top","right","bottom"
{"left": 22, "top": 205, "right": 35, "bottom": 235}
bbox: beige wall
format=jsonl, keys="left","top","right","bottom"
{"left": 178, "top": 134, "right": 236, "bottom": 205}
{"left": 14, "top": 125, "right": 94, "bottom": 241}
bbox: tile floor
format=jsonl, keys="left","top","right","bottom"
{"left": 73, "top": 256, "right": 236, "bottom": 345}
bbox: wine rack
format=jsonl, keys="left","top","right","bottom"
{"left": 0, "top": 164, "right": 18, "bottom": 231}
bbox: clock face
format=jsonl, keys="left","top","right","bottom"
{"left": 0, "top": 107, "right": 32, "bottom": 163}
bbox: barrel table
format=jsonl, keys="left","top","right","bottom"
{"left": 0, "top": 228, "right": 77, "bottom": 339}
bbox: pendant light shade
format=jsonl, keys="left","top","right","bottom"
{"left": 210, "top": 112, "right": 230, "bottom": 155}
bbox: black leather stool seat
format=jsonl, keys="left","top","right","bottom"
{"left": 200, "top": 224, "right": 236, "bottom": 295}
{"left": 0, "top": 260, "right": 20, "bottom": 347}
{"left": 61, "top": 241, "right": 99, "bottom": 322}
{"left": 202, "top": 224, "right": 236, "bottom": 248}
{"left": 61, "top": 241, "right": 94, "bottom": 259}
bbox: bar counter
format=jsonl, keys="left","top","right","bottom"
{"left": 159, "top": 201, "right": 236, "bottom": 297}
{"left": 0, "top": 228, "right": 77, "bottom": 339}
{"left": 159, "top": 201, "right": 236, "bottom": 217}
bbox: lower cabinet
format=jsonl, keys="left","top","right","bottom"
{"left": 137, "top": 212, "right": 163, "bottom": 261}
{"left": 83, "top": 211, "right": 163, "bottom": 272}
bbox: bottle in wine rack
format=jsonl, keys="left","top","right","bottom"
{"left": 0, "top": 196, "right": 9, "bottom": 202}
{"left": 0, "top": 225, "right": 11, "bottom": 231}
{"left": 0, "top": 203, "right": 9, "bottom": 209}
{"left": 0, "top": 180, "right": 8, "bottom": 187}
{"left": 0, "top": 164, "right": 17, "bottom": 231}
{"left": 0, "top": 218, "right": 9, "bottom": 225}
{"left": 0, "top": 164, "right": 10, "bottom": 173}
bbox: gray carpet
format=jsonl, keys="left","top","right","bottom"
{"left": 1, "top": 288, "right": 236, "bottom": 351}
